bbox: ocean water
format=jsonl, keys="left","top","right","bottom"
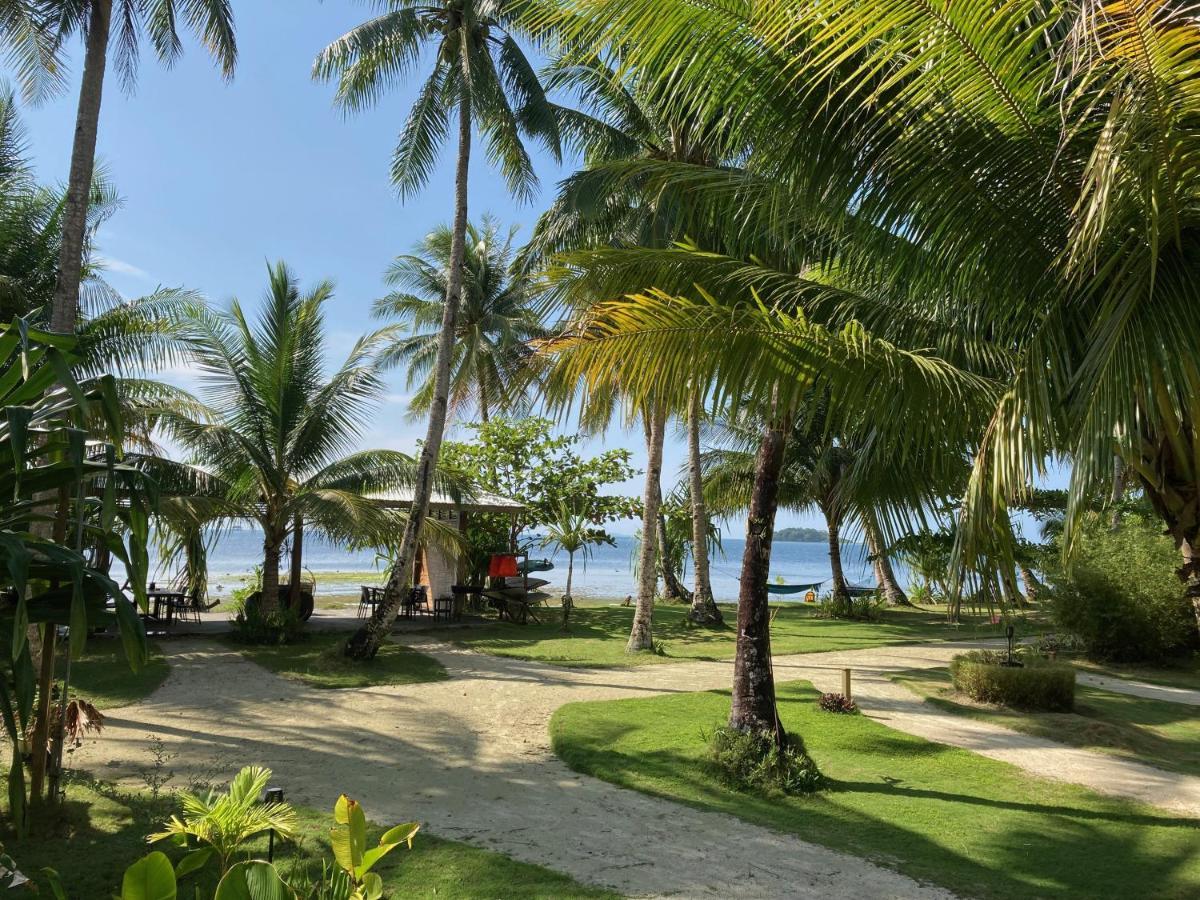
{"left": 135, "top": 527, "right": 882, "bottom": 602}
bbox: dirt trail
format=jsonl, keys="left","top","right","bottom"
{"left": 72, "top": 637, "right": 1199, "bottom": 898}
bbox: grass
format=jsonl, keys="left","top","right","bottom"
{"left": 895, "top": 668, "right": 1200, "bottom": 778}
{"left": 435, "top": 602, "right": 1011, "bottom": 668}
{"left": 549, "top": 681, "right": 1200, "bottom": 899}
{"left": 1069, "top": 655, "right": 1200, "bottom": 692}
{"left": 222, "top": 631, "right": 447, "bottom": 689}
{"left": 70, "top": 638, "right": 171, "bottom": 709}
{"left": 6, "top": 776, "right": 616, "bottom": 899}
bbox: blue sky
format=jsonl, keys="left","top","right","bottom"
{"left": 6, "top": 0, "right": 848, "bottom": 537}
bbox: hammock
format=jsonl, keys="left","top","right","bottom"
{"left": 766, "top": 580, "right": 824, "bottom": 595}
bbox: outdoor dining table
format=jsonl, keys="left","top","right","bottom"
{"left": 145, "top": 589, "right": 186, "bottom": 624}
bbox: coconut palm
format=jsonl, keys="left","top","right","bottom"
{"left": 537, "top": 0, "right": 1200, "bottom": 635}
{"left": 540, "top": 500, "right": 614, "bottom": 630}
{"left": 532, "top": 54, "right": 741, "bottom": 640}
{"left": 164, "top": 262, "right": 421, "bottom": 614}
{"left": 374, "top": 217, "right": 547, "bottom": 424}
{"left": 315, "top": 0, "right": 560, "bottom": 659}
{"left": 47, "top": 0, "right": 237, "bottom": 334}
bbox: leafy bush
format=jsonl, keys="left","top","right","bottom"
{"left": 819, "top": 593, "right": 885, "bottom": 621}
{"left": 1048, "top": 514, "right": 1197, "bottom": 663}
{"left": 950, "top": 650, "right": 1075, "bottom": 711}
{"left": 706, "top": 726, "right": 823, "bottom": 796}
{"left": 817, "top": 692, "right": 858, "bottom": 714}
{"left": 230, "top": 600, "right": 304, "bottom": 645}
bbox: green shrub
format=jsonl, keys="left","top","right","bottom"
{"left": 230, "top": 601, "right": 304, "bottom": 645}
{"left": 706, "top": 726, "right": 823, "bottom": 796}
{"left": 819, "top": 593, "right": 885, "bottom": 621}
{"left": 1048, "top": 514, "right": 1197, "bottom": 663}
{"left": 949, "top": 650, "right": 1075, "bottom": 711}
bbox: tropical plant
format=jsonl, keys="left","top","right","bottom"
{"left": 534, "top": 0, "right": 1200, "bottom": 641}
{"left": 375, "top": 217, "right": 547, "bottom": 424}
{"left": 315, "top": 0, "right": 561, "bottom": 661}
{"left": 149, "top": 765, "right": 298, "bottom": 876}
{"left": 164, "top": 262, "right": 422, "bottom": 619}
{"left": 323, "top": 794, "right": 419, "bottom": 900}
{"left": 46, "top": 0, "right": 237, "bottom": 333}
{"left": 0, "top": 316, "right": 152, "bottom": 833}
{"left": 540, "top": 500, "right": 615, "bottom": 629}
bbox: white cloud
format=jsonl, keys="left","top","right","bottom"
{"left": 97, "top": 256, "right": 152, "bottom": 281}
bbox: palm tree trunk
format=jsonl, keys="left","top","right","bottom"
{"left": 260, "top": 529, "right": 282, "bottom": 614}
{"left": 687, "top": 384, "right": 722, "bottom": 626}
{"left": 27, "top": 625, "right": 56, "bottom": 809}
{"left": 288, "top": 514, "right": 303, "bottom": 610}
{"left": 863, "top": 512, "right": 909, "bottom": 606}
{"left": 627, "top": 405, "right": 664, "bottom": 652}
{"left": 347, "top": 96, "right": 471, "bottom": 660}
{"left": 1018, "top": 562, "right": 1043, "bottom": 602}
{"left": 562, "top": 551, "right": 574, "bottom": 630}
{"left": 729, "top": 417, "right": 788, "bottom": 741}
{"left": 824, "top": 509, "right": 849, "bottom": 603}
{"left": 478, "top": 378, "right": 489, "bottom": 424}
{"left": 51, "top": 0, "right": 112, "bottom": 333}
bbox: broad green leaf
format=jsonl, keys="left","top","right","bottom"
{"left": 213, "top": 861, "right": 295, "bottom": 900}
{"left": 121, "top": 851, "right": 177, "bottom": 900}
{"left": 38, "top": 868, "right": 68, "bottom": 900}
{"left": 174, "top": 847, "right": 215, "bottom": 880}
{"left": 362, "top": 872, "right": 383, "bottom": 900}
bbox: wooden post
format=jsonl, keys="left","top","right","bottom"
{"left": 842, "top": 667, "right": 852, "bottom": 702}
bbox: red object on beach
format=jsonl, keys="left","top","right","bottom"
{"left": 488, "top": 554, "right": 519, "bottom": 578}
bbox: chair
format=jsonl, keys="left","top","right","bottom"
{"left": 402, "top": 586, "right": 428, "bottom": 618}
{"left": 358, "top": 585, "right": 382, "bottom": 619}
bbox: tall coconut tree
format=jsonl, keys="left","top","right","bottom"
{"left": 47, "top": 0, "right": 237, "bottom": 334}
{"left": 538, "top": 0, "right": 1200, "bottom": 636}
{"left": 315, "top": 0, "right": 560, "bottom": 659}
{"left": 165, "top": 262, "right": 422, "bottom": 614}
{"left": 531, "top": 53, "right": 740, "bottom": 636}
{"left": 374, "top": 216, "right": 547, "bottom": 424}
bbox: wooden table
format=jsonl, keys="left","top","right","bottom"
{"left": 146, "top": 590, "right": 185, "bottom": 624}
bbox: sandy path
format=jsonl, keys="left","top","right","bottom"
{"left": 76, "top": 641, "right": 954, "bottom": 899}
{"left": 72, "top": 637, "right": 1199, "bottom": 898}
{"left": 764, "top": 647, "right": 1200, "bottom": 817}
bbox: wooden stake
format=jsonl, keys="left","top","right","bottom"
{"left": 842, "top": 667, "right": 852, "bottom": 702}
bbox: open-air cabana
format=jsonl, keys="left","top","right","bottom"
{"left": 369, "top": 488, "right": 526, "bottom": 611}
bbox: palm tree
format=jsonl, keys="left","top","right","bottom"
{"left": 165, "top": 262, "right": 421, "bottom": 614}
{"left": 47, "top": 0, "right": 237, "bottom": 334}
{"left": 315, "top": 0, "right": 559, "bottom": 659}
{"left": 685, "top": 382, "right": 722, "bottom": 624}
{"left": 537, "top": 0, "right": 1200, "bottom": 636}
{"left": 540, "top": 501, "right": 614, "bottom": 630}
{"left": 374, "top": 217, "right": 546, "bottom": 424}
{"left": 532, "top": 53, "right": 740, "bottom": 641}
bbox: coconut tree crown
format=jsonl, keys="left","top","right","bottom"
{"left": 314, "top": 0, "right": 561, "bottom": 199}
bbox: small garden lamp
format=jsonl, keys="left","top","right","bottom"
{"left": 262, "top": 785, "right": 285, "bottom": 861}
{"left": 1003, "top": 624, "right": 1023, "bottom": 668}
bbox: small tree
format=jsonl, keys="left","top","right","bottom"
{"left": 540, "top": 502, "right": 615, "bottom": 630}
{"left": 440, "top": 418, "right": 638, "bottom": 553}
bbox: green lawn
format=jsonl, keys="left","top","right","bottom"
{"left": 895, "top": 668, "right": 1200, "bottom": 778}
{"left": 70, "top": 638, "right": 171, "bottom": 709}
{"left": 223, "top": 631, "right": 447, "bottom": 689}
{"left": 1070, "top": 655, "right": 1200, "bottom": 693}
{"left": 436, "top": 602, "right": 1010, "bottom": 667}
{"left": 6, "top": 777, "right": 616, "bottom": 899}
{"left": 550, "top": 682, "right": 1200, "bottom": 899}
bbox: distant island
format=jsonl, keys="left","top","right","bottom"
{"left": 773, "top": 527, "right": 827, "bottom": 542}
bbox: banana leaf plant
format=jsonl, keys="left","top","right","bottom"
{"left": 328, "top": 794, "right": 419, "bottom": 900}
{"left": 0, "top": 314, "right": 156, "bottom": 835}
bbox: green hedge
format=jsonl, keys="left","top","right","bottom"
{"left": 950, "top": 650, "right": 1076, "bottom": 711}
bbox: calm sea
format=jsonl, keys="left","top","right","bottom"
{"left": 131, "top": 527, "right": 885, "bottom": 602}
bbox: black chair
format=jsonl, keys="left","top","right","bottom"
{"left": 358, "top": 585, "right": 381, "bottom": 619}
